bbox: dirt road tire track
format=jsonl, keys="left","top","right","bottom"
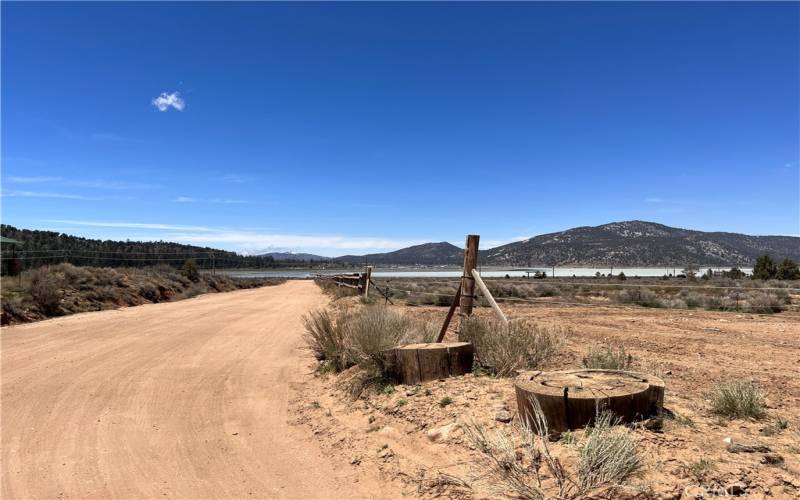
{"left": 2, "top": 281, "right": 387, "bottom": 499}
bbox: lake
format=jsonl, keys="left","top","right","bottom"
{"left": 222, "top": 266, "right": 753, "bottom": 279}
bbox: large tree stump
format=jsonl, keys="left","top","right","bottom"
{"left": 515, "top": 369, "right": 665, "bottom": 432}
{"left": 389, "top": 342, "right": 474, "bottom": 384}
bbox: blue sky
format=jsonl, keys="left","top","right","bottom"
{"left": 2, "top": 2, "right": 798, "bottom": 256}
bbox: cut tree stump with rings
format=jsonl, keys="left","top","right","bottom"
{"left": 514, "top": 369, "right": 665, "bottom": 432}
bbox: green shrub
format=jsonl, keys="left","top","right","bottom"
{"left": 461, "top": 317, "right": 567, "bottom": 377}
{"left": 777, "top": 258, "right": 800, "bottom": 280}
{"left": 582, "top": 346, "right": 633, "bottom": 370}
{"left": 181, "top": 259, "right": 200, "bottom": 282}
{"left": 709, "top": 380, "right": 766, "bottom": 419}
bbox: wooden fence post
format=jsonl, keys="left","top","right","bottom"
{"left": 458, "top": 234, "right": 480, "bottom": 338}
{"left": 364, "top": 266, "right": 372, "bottom": 298}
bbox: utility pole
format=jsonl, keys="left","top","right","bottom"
{"left": 211, "top": 252, "right": 216, "bottom": 275}
{"left": 458, "top": 234, "right": 480, "bottom": 337}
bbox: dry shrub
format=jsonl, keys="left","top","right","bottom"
{"left": 582, "top": 345, "right": 633, "bottom": 371}
{"left": 615, "top": 288, "right": 660, "bottom": 308}
{"left": 465, "top": 396, "right": 641, "bottom": 499}
{"left": 303, "top": 308, "right": 350, "bottom": 371}
{"left": 27, "top": 267, "right": 63, "bottom": 315}
{"left": 743, "top": 292, "right": 784, "bottom": 313}
{"left": 344, "top": 305, "right": 435, "bottom": 372}
{"left": 461, "top": 317, "right": 567, "bottom": 377}
{"left": 577, "top": 412, "right": 642, "bottom": 491}
{"left": 303, "top": 305, "right": 436, "bottom": 381}
{"left": 314, "top": 278, "right": 358, "bottom": 299}
{"left": 709, "top": 379, "right": 766, "bottom": 419}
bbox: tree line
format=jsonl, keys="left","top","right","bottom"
{"left": 0, "top": 225, "right": 331, "bottom": 274}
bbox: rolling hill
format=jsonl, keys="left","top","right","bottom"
{"left": 258, "top": 252, "right": 330, "bottom": 262}
{"left": 338, "top": 242, "right": 463, "bottom": 266}
{"left": 481, "top": 221, "right": 800, "bottom": 266}
{"left": 339, "top": 221, "right": 800, "bottom": 267}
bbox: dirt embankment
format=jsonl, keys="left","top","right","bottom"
{"left": 1, "top": 263, "right": 284, "bottom": 325}
{"left": 1, "top": 281, "right": 395, "bottom": 499}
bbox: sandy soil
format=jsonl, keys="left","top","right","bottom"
{"left": 1, "top": 281, "right": 394, "bottom": 499}
{"left": 292, "top": 300, "right": 800, "bottom": 499}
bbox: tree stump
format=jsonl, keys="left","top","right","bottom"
{"left": 388, "top": 342, "right": 474, "bottom": 384}
{"left": 515, "top": 369, "right": 665, "bottom": 432}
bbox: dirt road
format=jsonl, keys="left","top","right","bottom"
{"left": 2, "top": 281, "right": 387, "bottom": 499}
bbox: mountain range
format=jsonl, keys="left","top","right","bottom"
{"left": 338, "top": 221, "right": 800, "bottom": 267}
{"left": 258, "top": 252, "right": 330, "bottom": 262}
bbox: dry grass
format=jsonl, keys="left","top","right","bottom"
{"left": 709, "top": 379, "right": 767, "bottom": 419}
{"left": 302, "top": 309, "right": 350, "bottom": 371}
{"left": 577, "top": 412, "right": 642, "bottom": 492}
{"left": 460, "top": 317, "right": 567, "bottom": 376}
{"left": 465, "top": 396, "right": 641, "bottom": 499}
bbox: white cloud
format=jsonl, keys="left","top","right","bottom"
{"left": 168, "top": 231, "right": 425, "bottom": 251}
{"left": 152, "top": 91, "right": 185, "bottom": 112}
{"left": 214, "top": 174, "right": 250, "bottom": 184}
{"left": 1, "top": 190, "right": 103, "bottom": 200}
{"left": 645, "top": 197, "right": 665, "bottom": 203}
{"left": 45, "top": 219, "right": 213, "bottom": 231}
{"left": 70, "top": 180, "right": 158, "bottom": 190}
{"left": 38, "top": 219, "right": 427, "bottom": 253}
{"left": 7, "top": 176, "right": 63, "bottom": 183}
{"left": 174, "top": 196, "right": 248, "bottom": 204}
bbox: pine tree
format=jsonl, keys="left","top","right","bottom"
{"left": 752, "top": 255, "right": 777, "bottom": 280}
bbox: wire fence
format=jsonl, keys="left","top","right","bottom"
{"left": 372, "top": 284, "right": 800, "bottom": 320}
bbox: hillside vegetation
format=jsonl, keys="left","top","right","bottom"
{"left": 1, "top": 263, "right": 284, "bottom": 325}
{"left": 1, "top": 225, "right": 287, "bottom": 272}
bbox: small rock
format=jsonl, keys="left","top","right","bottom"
{"left": 427, "top": 423, "right": 457, "bottom": 443}
{"left": 727, "top": 443, "right": 771, "bottom": 453}
{"left": 495, "top": 410, "right": 512, "bottom": 423}
{"left": 377, "top": 447, "right": 393, "bottom": 459}
{"left": 726, "top": 483, "right": 747, "bottom": 496}
{"left": 350, "top": 456, "right": 361, "bottom": 465}
{"left": 378, "top": 426, "right": 398, "bottom": 436}
{"left": 644, "top": 416, "right": 664, "bottom": 432}
{"left": 761, "top": 453, "right": 784, "bottom": 466}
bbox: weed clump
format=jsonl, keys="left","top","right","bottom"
{"left": 709, "top": 379, "right": 766, "bottom": 419}
{"left": 577, "top": 412, "right": 642, "bottom": 491}
{"left": 460, "top": 317, "right": 567, "bottom": 377}
{"left": 582, "top": 346, "right": 633, "bottom": 370}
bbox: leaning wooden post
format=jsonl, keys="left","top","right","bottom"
{"left": 458, "top": 234, "right": 480, "bottom": 339}
{"left": 364, "top": 266, "right": 372, "bottom": 298}
{"left": 472, "top": 269, "right": 507, "bottom": 323}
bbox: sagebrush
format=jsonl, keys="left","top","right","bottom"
{"left": 582, "top": 345, "right": 633, "bottom": 370}
{"left": 709, "top": 379, "right": 766, "bottom": 419}
{"left": 460, "top": 317, "right": 567, "bottom": 376}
